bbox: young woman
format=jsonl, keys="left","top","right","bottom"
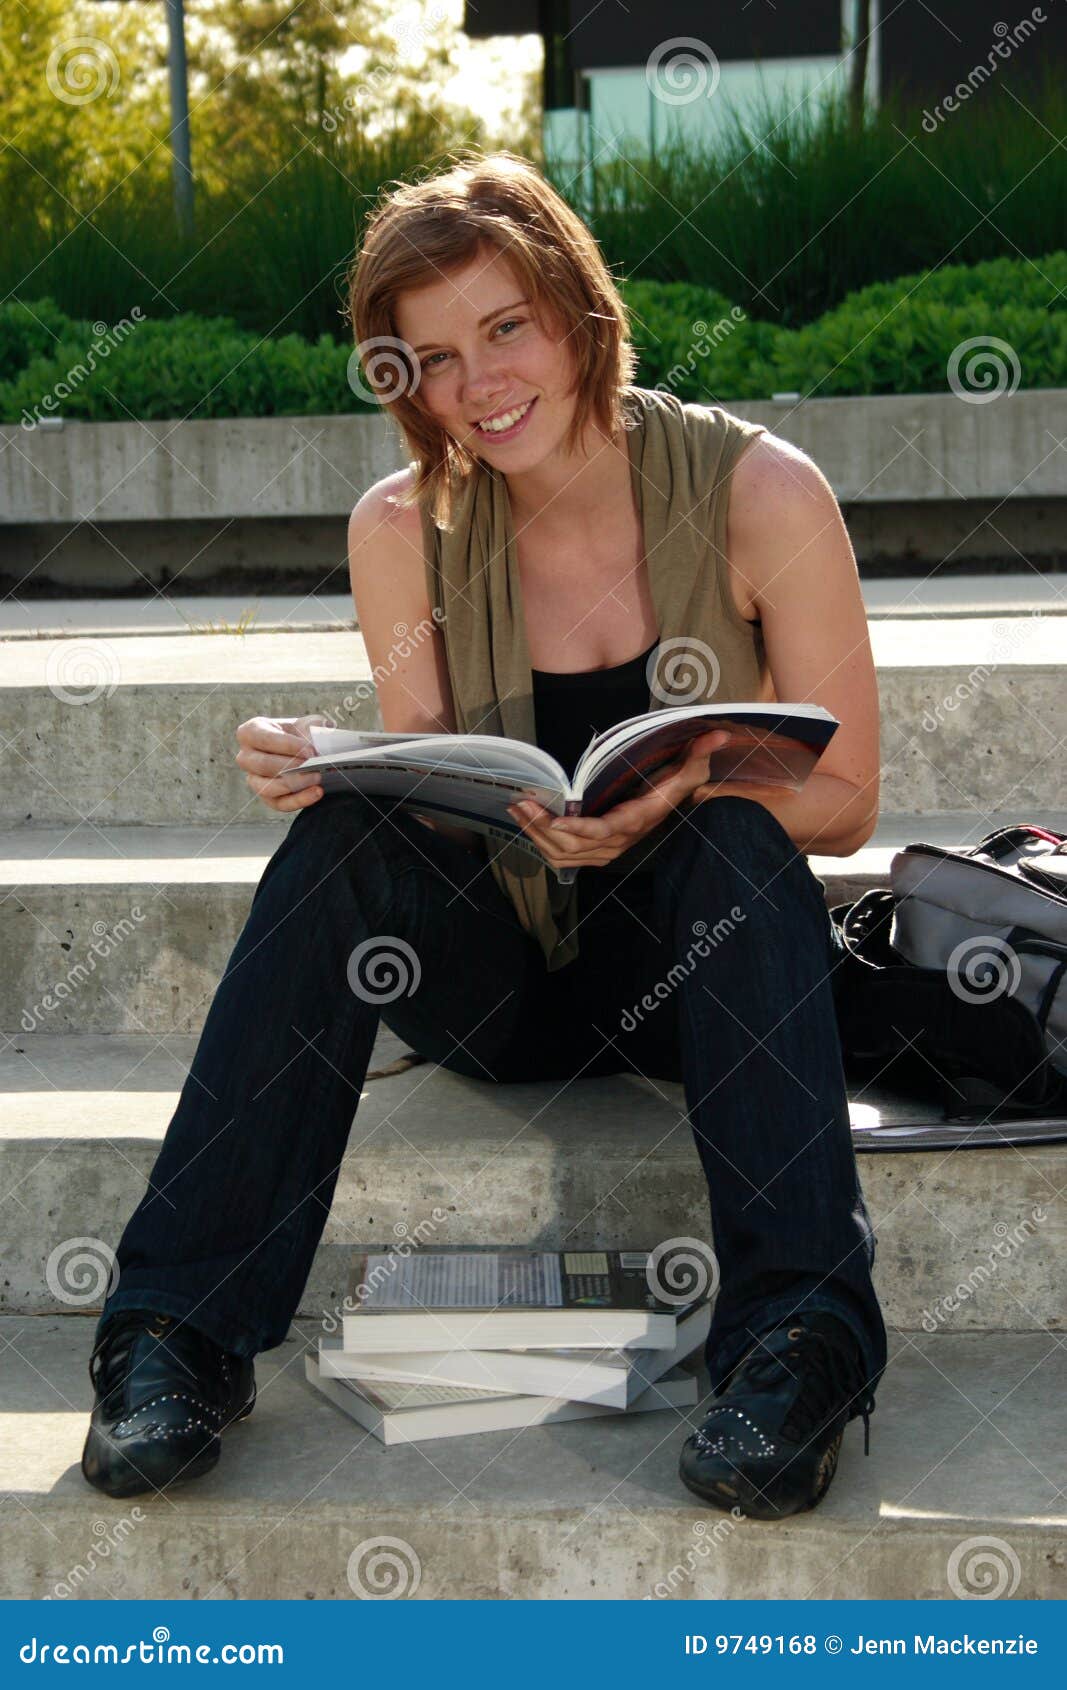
{"left": 82, "top": 152, "right": 886, "bottom": 1521}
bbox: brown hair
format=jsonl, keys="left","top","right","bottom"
{"left": 346, "top": 150, "right": 638, "bottom": 529}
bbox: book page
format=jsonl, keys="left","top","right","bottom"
{"left": 573, "top": 705, "right": 837, "bottom": 814}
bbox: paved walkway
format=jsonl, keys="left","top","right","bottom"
{"left": 2, "top": 572, "right": 1065, "bottom": 638}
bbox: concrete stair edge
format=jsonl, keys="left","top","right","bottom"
{"left": 2, "top": 1320, "right": 1065, "bottom": 1600}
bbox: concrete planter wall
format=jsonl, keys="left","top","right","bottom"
{"left": 3, "top": 389, "right": 1066, "bottom": 525}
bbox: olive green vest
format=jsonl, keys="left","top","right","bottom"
{"left": 419, "top": 384, "right": 768, "bottom": 971}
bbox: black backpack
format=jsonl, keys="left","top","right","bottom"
{"left": 829, "top": 880, "right": 1067, "bottom": 1123}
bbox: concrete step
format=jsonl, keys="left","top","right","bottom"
{"left": 2, "top": 619, "right": 1064, "bottom": 825}
{"left": 3, "top": 574, "right": 1064, "bottom": 639}
{"left": 5, "top": 812, "right": 1066, "bottom": 1038}
{"left": 2, "top": 1028, "right": 1063, "bottom": 1332}
{"left": 0, "top": 593, "right": 356, "bottom": 640}
{"left": 2, "top": 1316, "right": 1064, "bottom": 1599}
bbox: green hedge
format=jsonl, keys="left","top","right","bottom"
{"left": 3, "top": 251, "right": 1066, "bottom": 423}
{"left": 624, "top": 252, "right": 1067, "bottom": 401}
{"left": 0, "top": 303, "right": 367, "bottom": 425}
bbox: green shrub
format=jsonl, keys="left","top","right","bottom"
{"left": 0, "top": 298, "right": 77, "bottom": 383}
{"left": 0, "top": 311, "right": 375, "bottom": 425}
{"left": 619, "top": 252, "right": 1067, "bottom": 401}
{"left": 4, "top": 250, "right": 1065, "bottom": 422}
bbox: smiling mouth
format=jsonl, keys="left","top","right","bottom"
{"left": 473, "top": 397, "right": 536, "bottom": 439}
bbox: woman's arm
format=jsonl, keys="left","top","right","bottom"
{"left": 347, "top": 472, "right": 482, "bottom": 855}
{"left": 689, "top": 434, "right": 880, "bottom": 857}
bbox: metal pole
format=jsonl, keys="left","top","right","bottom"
{"left": 165, "top": 0, "right": 194, "bottom": 238}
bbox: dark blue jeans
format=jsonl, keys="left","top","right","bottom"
{"left": 95, "top": 790, "right": 887, "bottom": 1398}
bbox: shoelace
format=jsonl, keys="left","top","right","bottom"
{"left": 729, "top": 1323, "right": 876, "bottom": 1456}
{"left": 89, "top": 1312, "right": 216, "bottom": 1418}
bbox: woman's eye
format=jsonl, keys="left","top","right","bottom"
{"left": 420, "top": 320, "right": 523, "bottom": 372}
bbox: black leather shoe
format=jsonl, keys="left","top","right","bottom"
{"left": 81, "top": 1309, "right": 256, "bottom": 1498}
{"left": 679, "top": 1312, "right": 874, "bottom": 1520}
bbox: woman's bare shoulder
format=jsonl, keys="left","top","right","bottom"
{"left": 349, "top": 465, "right": 424, "bottom": 554}
{"left": 731, "top": 430, "right": 834, "bottom": 512}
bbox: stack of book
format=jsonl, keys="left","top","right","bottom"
{"left": 304, "top": 1247, "right": 711, "bottom": 1445}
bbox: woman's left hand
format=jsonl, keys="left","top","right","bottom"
{"left": 506, "top": 728, "right": 732, "bottom": 871}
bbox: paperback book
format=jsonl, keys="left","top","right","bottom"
{"left": 304, "top": 1351, "right": 698, "bottom": 1445}
{"left": 288, "top": 704, "right": 838, "bottom": 883}
{"left": 339, "top": 1248, "right": 695, "bottom": 1353}
{"left": 318, "top": 1300, "right": 712, "bottom": 1408}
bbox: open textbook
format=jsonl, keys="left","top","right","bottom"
{"left": 290, "top": 702, "right": 838, "bottom": 884}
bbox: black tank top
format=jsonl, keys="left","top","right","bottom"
{"left": 531, "top": 639, "right": 659, "bottom": 883}
{"left": 531, "top": 640, "right": 659, "bottom": 775}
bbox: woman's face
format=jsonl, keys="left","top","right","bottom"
{"left": 392, "top": 244, "right": 580, "bottom": 467}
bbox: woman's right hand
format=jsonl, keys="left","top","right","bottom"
{"left": 235, "top": 714, "right": 329, "bottom": 814}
